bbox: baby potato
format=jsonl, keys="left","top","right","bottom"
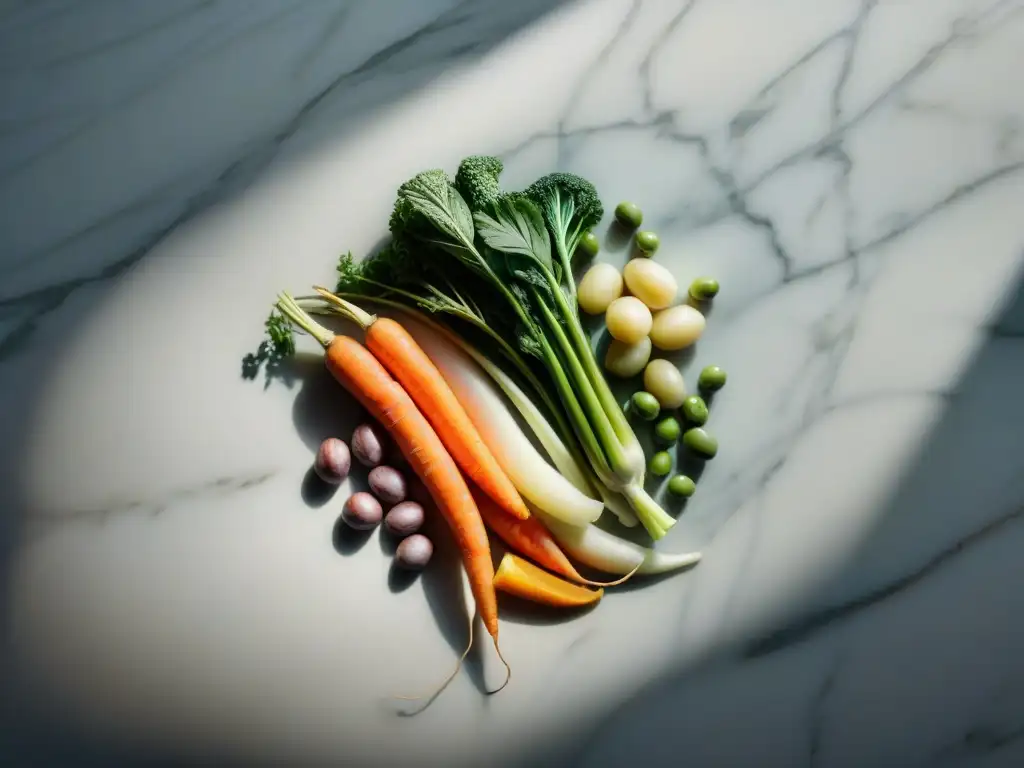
{"left": 395, "top": 534, "right": 434, "bottom": 570}
{"left": 643, "top": 359, "right": 687, "bottom": 409}
{"left": 605, "top": 296, "right": 653, "bottom": 344}
{"left": 351, "top": 423, "right": 388, "bottom": 468}
{"left": 384, "top": 501, "right": 425, "bottom": 538}
{"left": 604, "top": 336, "right": 652, "bottom": 378}
{"left": 650, "top": 304, "right": 706, "bottom": 350}
{"left": 577, "top": 263, "right": 623, "bottom": 315}
{"left": 368, "top": 465, "right": 407, "bottom": 506}
{"left": 313, "top": 438, "right": 351, "bottom": 484}
{"left": 623, "top": 259, "right": 677, "bottom": 310}
{"left": 342, "top": 492, "right": 383, "bottom": 530}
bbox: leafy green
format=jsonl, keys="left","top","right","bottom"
{"left": 474, "top": 196, "right": 551, "bottom": 269}
{"left": 390, "top": 169, "right": 477, "bottom": 263}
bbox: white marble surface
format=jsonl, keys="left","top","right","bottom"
{"left": 2, "top": 1, "right": 1024, "bottom": 766}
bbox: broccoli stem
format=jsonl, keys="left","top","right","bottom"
{"left": 533, "top": 290, "right": 627, "bottom": 478}
{"left": 544, "top": 267, "right": 643, "bottom": 474}
{"left": 554, "top": 237, "right": 575, "bottom": 301}
{"left": 621, "top": 484, "right": 676, "bottom": 541}
{"left": 550, "top": 207, "right": 576, "bottom": 304}
{"left": 534, "top": 324, "right": 612, "bottom": 480}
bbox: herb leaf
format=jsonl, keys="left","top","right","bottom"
{"left": 473, "top": 196, "right": 553, "bottom": 273}
{"left": 397, "top": 170, "right": 476, "bottom": 256}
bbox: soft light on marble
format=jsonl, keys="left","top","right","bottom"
{"left": 2, "top": 1, "right": 1024, "bottom": 766}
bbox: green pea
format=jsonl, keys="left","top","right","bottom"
{"left": 578, "top": 230, "right": 600, "bottom": 258}
{"left": 698, "top": 365, "right": 728, "bottom": 393}
{"left": 668, "top": 474, "right": 696, "bottom": 498}
{"left": 649, "top": 450, "right": 672, "bottom": 477}
{"left": 683, "top": 427, "right": 718, "bottom": 458}
{"left": 654, "top": 416, "right": 681, "bottom": 444}
{"left": 635, "top": 230, "right": 660, "bottom": 255}
{"left": 681, "top": 395, "right": 708, "bottom": 425}
{"left": 615, "top": 201, "right": 644, "bottom": 229}
{"left": 689, "top": 276, "right": 720, "bottom": 301}
{"left": 630, "top": 391, "right": 661, "bottom": 421}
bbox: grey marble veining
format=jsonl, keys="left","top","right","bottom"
{"left": 0, "top": 0, "right": 564, "bottom": 359}
{"left": 2, "top": 1, "right": 1024, "bottom": 767}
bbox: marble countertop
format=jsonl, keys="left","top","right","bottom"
{"left": 2, "top": 1, "right": 1024, "bottom": 766}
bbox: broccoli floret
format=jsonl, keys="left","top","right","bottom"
{"left": 524, "top": 172, "right": 604, "bottom": 295}
{"left": 525, "top": 172, "right": 604, "bottom": 238}
{"left": 455, "top": 155, "right": 504, "bottom": 211}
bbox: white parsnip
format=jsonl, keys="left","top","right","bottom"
{"left": 444, "top": 337, "right": 641, "bottom": 529}
{"left": 400, "top": 317, "right": 604, "bottom": 526}
{"left": 535, "top": 510, "right": 702, "bottom": 576}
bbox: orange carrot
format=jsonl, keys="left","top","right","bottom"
{"left": 472, "top": 487, "right": 637, "bottom": 588}
{"left": 315, "top": 287, "right": 530, "bottom": 522}
{"left": 275, "top": 293, "right": 508, "bottom": 696}
{"left": 493, "top": 553, "right": 603, "bottom": 608}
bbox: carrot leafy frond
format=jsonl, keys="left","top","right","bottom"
{"left": 241, "top": 309, "right": 297, "bottom": 387}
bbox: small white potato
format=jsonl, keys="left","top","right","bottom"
{"left": 604, "top": 336, "right": 653, "bottom": 378}
{"left": 643, "top": 359, "right": 687, "bottom": 409}
{"left": 577, "top": 263, "right": 623, "bottom": 315}
{"left": 605, "top": 296, "right": 652, "bottom": 344}
{"left": 650, "top": 304, "right": 706, "bottom": 350}
{"left": 623, "top": 259, "right": 678, "bottom": 310}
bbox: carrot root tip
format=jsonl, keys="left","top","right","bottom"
{"left": 582, "top": 561, "right": 643, "bottom": 588}
{"left": 488, "top": 640, "right": 511, "bottom": 695}
{"left": 391, "top": 609, "right": 476, "bottom": 715}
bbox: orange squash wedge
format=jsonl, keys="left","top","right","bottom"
{"left": 493, "top": 553, "right": 604, "bottom": 608}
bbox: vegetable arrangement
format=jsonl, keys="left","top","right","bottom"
{"left": 250, "top": 156, "right": 731, "bottom": 706}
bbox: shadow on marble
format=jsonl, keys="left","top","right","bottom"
{"left": 332, "top": 513, "right": 374, "bottom": 556}
{"left": 378, "top": 528, "right": 423, "bottom": 594}
{"left": 387, "top": 562, "right": 421, "bottom": 594}
{"left": 0, "top": 696, "right": 254, "bottom": 768}
{"left": 656, "top": 342, "right": 699, "bottom": 375}
{"left": 378, "top": 524, "right": 401, "bottom": 557}
{"left": 497, "top": 592, "right": 601, "bottom": 627}
{"left": 300, "top": 465, "right": 340, "bottom": 508}
{"left": 418, "top": 510, "right": 489, "bottom": 697}
{"left": 284, "top": 350, "right": 368, "bottom": 452}
{"left": 580, "top": 307, "right": 607, "bottom": 340}
{"left": 603, "top": 221, "right": 635, "bottom": 253}
{"left": 601, "top": 559, "right": 699, "bottom": 597}
{"left": 568, "top": 264, "right": 1024, "bottom": 767}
